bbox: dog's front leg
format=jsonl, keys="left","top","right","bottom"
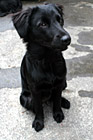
{"left": 52, "top": 88, "right": 64, "bottom": 123}
{"left": 32, "top": 93, "right": 44, "bottom": 132}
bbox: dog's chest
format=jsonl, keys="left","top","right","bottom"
{"left": 30, "top": 55, "right": 66, "bottom": 86}
{"left": 26, "top": 51, "right": 66, "bottom": 91}
{"left": 26, "top": 53, "right": 66, "bottom": 101}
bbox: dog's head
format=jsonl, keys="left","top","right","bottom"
{"left": 13, "top": 4, "right": 71, "bottom": 51}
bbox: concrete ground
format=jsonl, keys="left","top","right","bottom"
{"left": 0, "top": 0, "right": 93, "bottom": 139}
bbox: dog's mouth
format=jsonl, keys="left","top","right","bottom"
{"left": 51, "top": 43, "right": 68, "bottom": 51}
{"left": 41, "top": 41, "right": 69, "bottom": 51}
{"left": 31, "top": 38, "right": 69, "bottom": 51}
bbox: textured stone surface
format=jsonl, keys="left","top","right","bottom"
{"left": 0, "top": 0, "right": 93, "bottom": 139}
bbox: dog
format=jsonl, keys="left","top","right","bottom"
{"left": 13, "top": 3, "right": 71, "bottom": 132}
{"left": 0, "top": 0, "right": 22, "bottom": 17}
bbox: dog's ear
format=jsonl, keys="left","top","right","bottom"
{"left": 55, "top": 4, "right": 64, "bottom": 17}
{"left": 12, "top": 8, "right": 32, "bottom": 38}
{"left": 54, "top": 4, "right": 64, "bottom": 26}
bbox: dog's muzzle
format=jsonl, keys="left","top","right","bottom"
{"left": 51, "top": 33, "right": 71, "bottom": 51}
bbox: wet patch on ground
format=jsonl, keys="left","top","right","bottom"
{"left": 66, "top": 53, "right": 93, "bottom": 80}
{"left": 79, "top": 90, "right": 93, "bottom": 98}
{"left": 71, "top": 44, "right": 91, "bottom": 52}
{"left": 0, "top": 67, "right": 21, "bottom": 89}
{"left": 78, "top": 30, "right": 93, "bottom": 45}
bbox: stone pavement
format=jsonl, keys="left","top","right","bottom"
{"left": 0, "top": 0, "right": 93, "bottom": 139}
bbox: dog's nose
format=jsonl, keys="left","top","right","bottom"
{"left": 61, "top": 35, "right": 71, "bottom": 45}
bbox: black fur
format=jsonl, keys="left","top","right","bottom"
{"left": 0, "top": 0, "right": 22, "bottom": 17}
{"left": 13, "top": 4, "right": 71, "bottom": 132}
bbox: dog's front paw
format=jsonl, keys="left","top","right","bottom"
{"left": 53, "top": 110, "right": 64, "bottom": 123}
{"left": 32, "top": 119, "right": 44, "bottom": 132}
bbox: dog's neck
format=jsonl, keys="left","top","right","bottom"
{"left": 26, "top": 42, "right": 61, "bottom": 61}
{"left": 27, "top": 42, "right": 47, "bottom": 60}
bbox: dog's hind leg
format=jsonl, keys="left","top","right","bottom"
{"left": 20, "top": 79, "right": 35, "bottom": 112}
{"left": 20, "top": 91, "right": 34, "bottom": 111}
{"left": 20, "top": 57, "right": 35, "bottom": 112}
{"left": 61, "top": 97, "right": 70, "bottom": 109}
{"left": 20, "top": 77, "right": 35, "bottom": 111}
{"left": 61, "top": 79, "right": 70, "bottom": 109}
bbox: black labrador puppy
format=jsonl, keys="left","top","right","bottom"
{"left": 0, "top": 0, "right": 22, "bottom": 17}
{"left": 13, "top": 4, "right": 71, "bottom": 132}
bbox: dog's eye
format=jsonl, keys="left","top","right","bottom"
{"left": 38, "top": 22, "right": 47, "bottom": 27}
